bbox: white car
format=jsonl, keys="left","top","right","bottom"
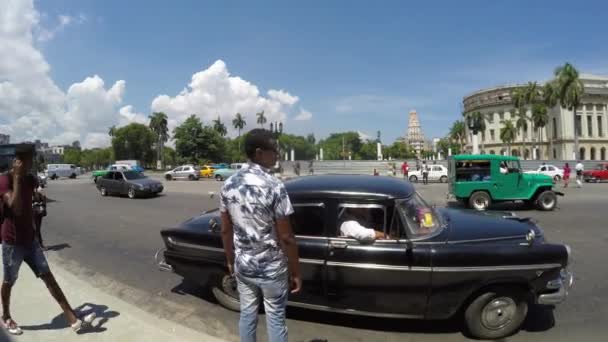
{"left": 165, "top": 165, "right": 200, "bottom": 181}
{"left": 408, "top": 164, "right": 448, "bottom": 183}
{"left": 524, "top": 164, "right": 564, "bottom": 182}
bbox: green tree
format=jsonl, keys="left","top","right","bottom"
{"left": 213, "top": 116, "right": 228, "bottom": 137}
{"left": 163, "top": 146, "right": 177, "bottom": 168}
{"left": 256, "top": 111, "right": 267, "bottom": 127}
{"left": 524, "top": 81, "right": 541, "bottom": 105}
{"left": 306, "top": 133, "right": 316, "bottom": 145}
{"left": 543, "top": 81, "right": 559, "bottom": 157}
{"left": 436, "top": 137, "right": 461, "bottom": 156}
{"left": 149, "top": 111, "right": 169, "bottom": 169}
{"left": 62, "top": 148, "right": 81, "bottom": 165}
{"left": 467, "top": 111, "right": 487, "bottom": 153}
{"left": 384, "top": 141, "right": 416, "bottom": 159}
{"left": 449, "top": 120, "right": 466, "bottom": 152}
{"left": 108, "top": 125, "right": 116, "bottom": 137}
{"left": 111, "top": 123, "right": 156, "bottom": 165}
{"left": 317, "top": 132, "right": 362, "bottom": 160}
{"left": 500, "top": 120, "right": 517, "bottom": 155}
{"left": 358, "top": 141, "right": 378, "bottom": 160}
{"left": 173, "top": 115, "right": 227, "bottom": 163}
{"left": 278, "top": 134, "right": 316, "bottom": 160}
{"left": 554, "top": 62, "right": 584, "bottom": 159}
{"left": 513, "top": 109, "right": 529, "bottom": 158}
{"left": 232, "top": 112, "right": 246, "bottom": 153}
{"left": 532, "top": 103, "right": 549, "bottom": 159}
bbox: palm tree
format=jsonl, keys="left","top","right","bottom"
{"left": 256, "top": 111, "right": 267, "bottom": 127}
{"left": 232, "top": 113, "right": 246, "bottom": 154}
{"left": 212, "top": 116, "right": 227, "bottom": 137}
{"left": 513, "top": 109, "right": 529, "bottom": 159}
{"left": 449, "top": 120, "right": 466, "bottom": 152}
{"left": 532, "top": 103, "right": 549, "bottom": 159}
{"left": 524, "top": 81, "right": 541, "bottom": 105}
{"left": 554, "top": 63, "right": 584, "bottom": 159}
{"left": 542, "top": 81, "right": 559, "bottom": 158}
{"left": 511, "top": 87, "right": 529, "bottom": 158}
{"left": 500, "top": 120, "right": 517, "bottom": 155}
{"left": 468, "top": 111, "right": 486, "bottom": 153}
{"left": 108, "top": 125, "right": 116, "bottom": 137}
{"left": 149, "top": 112, "right": 169, "bottom": 168}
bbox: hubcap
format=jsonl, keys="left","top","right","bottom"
{"left": 474, "top": 197, "right": 487, "bottom": 209}
{"left": 542, "top": 196, "right": 555, "bottom": 208}
{"left": 481, "top": 297, "right": 517, "bottom": 330}
{"left": 101, "top": 188, "right": 106, "bottom": 195}
{"left": 129, "top": 189, "right": 134, "bottom": 198}
{"left": 222, "top": 275, "right": 239, "bottom": 299}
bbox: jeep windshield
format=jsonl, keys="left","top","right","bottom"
{"left": 396, "top": 193, "right": 442, "bottom": 238}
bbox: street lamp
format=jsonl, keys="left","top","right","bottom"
{"left": 467, "top": 114, "right": 483, "bottom": 155}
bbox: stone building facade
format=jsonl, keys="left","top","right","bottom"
{"left": 462, "top": 74, "right": 608, "bottom": 160}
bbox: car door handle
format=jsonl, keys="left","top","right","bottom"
{"left": 330, "top": 240, "right": 348, "bottom": 249}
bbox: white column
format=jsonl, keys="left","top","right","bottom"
{"left": 290, "top": 149, "right": 295, "bottom": 162}
{"left": 437, "top": 152, "right": 442, "bottom": 160}
{"left": 532, "top": 148, "right": 537, "bottom": 160}
{"left": 448, "top": 148, "right": 452, "bottom": 156}
{"left": 472, "top": 134, "right": 479, "bottom": 154}
{"left": 377, "top": 142, "right": 382, "bottom": 160}
{"left": 320, "top": 148, "right": 324, "bottom": 161}
{"left": 284, "top": 152, "right": 288, "bottom": 161}
{"left": 315, "top": 154, "right": 319, "bottom": 161}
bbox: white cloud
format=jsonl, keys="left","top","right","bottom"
{"left": 151, "top": 60, "right": 301, "bottom": 136}
{"left": 357, "top": 131, "right": 372, "bottom": 142}
{"left": 334, "top": 94, "right": 430, "bottom": 115}
{"left": 118, "top": 105, "right": 148, "bottom": 126}
{"left": 0, "top": 0, "right": 143, "bottom": 148}
{"left": 293, "top": 108, "right": 312, "bottom": 121}
{"left": 37, "top": 13, "right": 86, "bottom": 42}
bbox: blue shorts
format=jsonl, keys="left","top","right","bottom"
{"left": 2, "top": 242, "right": 51, "bottom": 285}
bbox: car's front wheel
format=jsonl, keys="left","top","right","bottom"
{"left": 215, "top": 174, "right": 224, "bottom": 181}
{"left": 553, "top": 175, "right": 561, "bottom": 183}
{"left": 535, "top": 190, "right": 557, "bottom": 211}
{"left": 211, "top": 274, "right": 241, "bottom": 312}
{"left": 165, "top": 174, "right": 172, "bottom": 181}
{"left": 439, "top": 175, "right": 448, "bottom": 183}
{"left": 128, "top": 187, "right": 136, "bottom": 199}
{"left": 188, "top": 174, "right": 195, "bottom": 181}
{"left": 469, "top": 191, "right": 491, "bottom": 211}
{"left": 464, "top": 287, "right": 528, "bottom": 340}
{"left": 100, "top": 186, "right": 107, "bottom": 196}
{"left": 409, "top": 175, "right": 418, "bottom": 183}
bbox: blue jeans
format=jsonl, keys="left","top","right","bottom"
{"left": 2, "top": 241, "right": 51, "bottom": 285}
{"left": 236, "top": 272, "right": 288, "bottom": 342}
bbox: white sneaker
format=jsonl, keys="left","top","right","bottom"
{"left": 71, "top": 312, "right": 96, "bottom": 333}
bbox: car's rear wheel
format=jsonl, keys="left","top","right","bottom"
{"left": 51, "top": 174, "right": 57, "bottom": 180}
{"left": 100, "top": 186, "right": 107, "bottom": 196}
{"left": 469, "top": 191, "right": 491, "bottom": 211}
{"left": 409, "top": 175, "right": 418, "bottom": 183}
{"left": 165, "top": 174, "right": 172, "bottom": 181}
{"left": 70, "top": 173, "right": 76, "bottom": 179}
{"left": 464, "top": 287, "right": 528, "bottom": 340}
{"left": 188, "top": 174, "right": 195, "bottom": 181}
{"left": 212, "top": 274, "right": 241, "bottom": 312}
{"left": 535, "top": 190, "right": 557, "bottom": 211}
{"left": 215, "top": 174, "right": 224, "bottom": 181}
{"left": 439, "top": 175, "right": 448, "bottom": 183}
{"left": 128, "top": 187, "right": 136, "bottom": 199}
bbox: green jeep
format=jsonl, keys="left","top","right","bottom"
{"left": 448, "top": 154, "right": 563, "bottom": 211}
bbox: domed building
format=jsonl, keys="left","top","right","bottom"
{"left": 462, "top": 74, "right": 608, "bottom": 160}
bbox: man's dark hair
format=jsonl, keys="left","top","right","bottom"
{"left": 244, "top": 129, "right": 276, "bottom": 159}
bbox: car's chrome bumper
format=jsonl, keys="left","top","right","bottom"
{"left": 537, "top": 269, "right": 573, "bottom": 305}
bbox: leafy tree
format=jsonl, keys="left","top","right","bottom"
{"left": 449, "top": 120, "right": 466, "bottom": 152}
{"left": 163, "top": 146, "right": 177, "bottom": 169}
{"left": 384, "top": 141, "right": 416, "bottom": 159}
{"left": 72, "top": 141, "right": 81, "bottom": 150}
{"left": 173, "top": 115, "right": 226, "bottom": 163}
{"left": 232, "top": 113, "right": 246, "bottom": 153}
{"left": 532, "top": 103, "right": 549, "bottom": 159}
{"left": 306, "top": 133, "right": 316, "bottom": 145}
{"left": 542, "top": 81, "right": 559, "bottom": 156}
{"left": 358, "top": 141, "right": 378, "bottom": 160}
{"left": 317, "top": 132, "right": 362, "bottom": 160}
{"left": 149, "top": 112, "right": 169, "bottom": 169}
{"left": 62, "top": 148, "right": 81, "bottom": 165}
{"left": 436, "top": 138, "right": 461, "bottom": 156}
{"left": 79, "top": 148, "right": 113, "bottom": 170}
{"left": 278, "top": 134, "right": 316, "bottom": 160}
{"left": 213, "top": 116, "right": 228, "bottom": 137}
{"left": 256, "top": 111, "right": 267, "bottom": 127}
{"left": 111, "top": 123, "right": 156, "bottom": 165}
{"left": 500, "top": 120, "right": 517, "bottom": 155}
{"left": 466, "top": 111, "right": 486, "bottom": 153}
{"left": 554, "top": 62, "right": 584, "bottom": 159}
{"left": 513, "top": 109, "right": 529, "bottom": 158}
{"left": 108, "top": 125, "right": 116, "bottom": 137}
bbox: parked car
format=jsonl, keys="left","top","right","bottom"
{"left": 96, "top": 170, "right": 163, "bottom": 199}
{"left": 165, "top": 165, "right": 200, "bottom": 181}
{"left": 408, "top": 164, "right": 448, "bottom": 183}
{"left": 156, "top": 175, "right": 573, "bottom": 340}
{"left": 199, "top": 165, "right": 215, "bottom": 178}
{"left": 212, "top": 163, "right": 244, "bottom": 181}
{"left": 448, "top": 154, "right": 563, "bottom": 211}
{"left": 524, "top": 164, "right": 564, "bottom": 182}
{"left": 210, "top": 163, "right": 229, "bottom": 169}
{"left": 46, "top": 163, "right": 79, "bottom": 179}
{"left": 583, "top": 163, "right": 608, "bottom": 182}
{"left": 92, "top": 164, "right": 135, "bottom": 183}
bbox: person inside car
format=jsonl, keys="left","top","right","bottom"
{"left": 339, "top": 207, "right": 387, "bottom": 242}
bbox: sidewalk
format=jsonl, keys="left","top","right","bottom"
{"left": 0, "top": 255, "right": 226, "bottom": 342}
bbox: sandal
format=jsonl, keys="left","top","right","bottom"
{"left": 3, "top": 317, "right": 23, "bottom": 335}
{"left": 71, "top": 312, "right": 96, "bottom": 333}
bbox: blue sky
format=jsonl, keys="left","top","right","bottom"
{"left": 33, "top": 0, "right": 608, "bottom": 144}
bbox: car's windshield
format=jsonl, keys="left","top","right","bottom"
{"left": 124, "top": 171, "right": 146, "bottom": 180}
{"left": 396, "top": 193, "right": 442, "bottom": 238}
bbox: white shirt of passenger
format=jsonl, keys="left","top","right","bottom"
{"left": 340, "top": 220, "right": 376, "bottom": 242}
{"left": 575, "top": 163, "right": 584, "bottom": 171}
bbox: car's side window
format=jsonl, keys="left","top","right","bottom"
{"left": 432, "top": 166, "right": 442, "bottom": 172}
{"left": 114, "top": 172, "right": 123, "bottom": 180}
{"left": 335, "top": 203, "right": 387, "bottom": 239}
{"left": 540, "top": 166, "right": 547, "bottom": 171}
{"left": 290, "top": 203, "right": 325, "bottom": 237}
{"left": 104, "top": 171, "right": 114, "bottom": 179}
{"left": 455, "top": 161, "right": 491, "bottom": 182}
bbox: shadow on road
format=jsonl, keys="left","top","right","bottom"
{"left": 45, "top": 243, "right": 71, "bottom": 252}
{"left": 446, "top": 200, "right": 537, "bottom": 212}
{"left": 521, "top": 304, "right": 556, "bottom": 332}
{"left": 20, "top": 302, "right": 119, "bottom": 334}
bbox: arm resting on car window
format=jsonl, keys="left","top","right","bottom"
{"left": 220, "top": 211, "right": 235, "bottom": 275}
{"left": 276, "top": 217, "right": 302, "bottom": 293}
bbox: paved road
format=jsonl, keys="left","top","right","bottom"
{"left": 39, "top": 177, "right": 608, "bottom": 341}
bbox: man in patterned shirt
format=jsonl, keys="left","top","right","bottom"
{"left": 220, "top": 129, "right": 301, "bottom": 342}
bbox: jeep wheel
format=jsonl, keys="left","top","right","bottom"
{"left": 165, "top": 174, "right": 172, "bottom": 181}
{"left": 215, "top": 174, "right": 224, "bottom": 181}
{"left": 409, "top": 175, "right": 418, "bottom": 183}
{"left": 212, "top": 274, "right": 241, "bottom": 312}
{"left": 536, "top": 190, "right": 557, "bottom": 211}
{"left": 464, "top": 287, "right": 528, "bottom": 340}
{"left": 439, "top": 175, "right": 448, "bottom": 183}
{"left": 469, "top": 191, "right": 491, "bottom": 211}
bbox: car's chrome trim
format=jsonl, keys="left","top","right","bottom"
{"left": 287, "top": 301, "right": 423, "bottom": 319}
{"left": 433, "top": 263, "right": 562, "bottom": 272}
{"left": 299, "top": 258, "right": 324, "bottom": 265}
{"left": 167, "top": 237, "right": 224, "bottom": 253}
{"left": 293, "top": 203, "right": 326, "bottom": 208}
{"left": 446, "top": 235, "right": 526, "bottom": 244}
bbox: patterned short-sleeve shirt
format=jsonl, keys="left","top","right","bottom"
{"left": 220, "top": 162, "right": 294, "bottom": 279}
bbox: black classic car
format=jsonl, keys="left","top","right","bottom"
{"left": 156, "top": 175, "right": 573, "bottom": 339}
{"left": 96, "top": 170, "right": 163, "bottom": 199}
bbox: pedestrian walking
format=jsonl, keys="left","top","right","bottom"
{"left": 563, "top": 163, "right": 571, "bottom": 188}
{"left": 401, "top": 161, "right": 409, "bottom": 179}
{"left": 0, "top": 148, "right": 95, "bottom": 336}
{"left": 392, "top": 163, "right": 397, "bottom": 176}
{"left": 575, "top": 160, "right": 584, "bottom": 188}
{"left": 373, "top": 168, "right": 379, "bottom": 176}
{"left": 308, "top": 160, "right": 314, "bottom": 175}
{"left": 422, "top": 161, "right": 429, "bottom": 185}
{"left": 220, "top": 129, "right": 301, "bottom": 342}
